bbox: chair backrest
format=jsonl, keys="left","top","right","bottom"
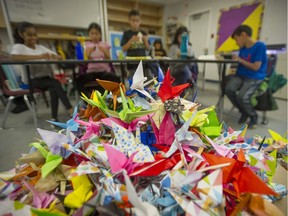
{"left": 266, "top": 54, "right": 277, "bottom": 78}
{"left": 0, "top": 65, "right": 30, "bottom": 97}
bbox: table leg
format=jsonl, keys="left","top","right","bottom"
{"left": 216, "top": 63, "right": 226, "bottom": 121}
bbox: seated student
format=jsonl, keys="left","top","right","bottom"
{"left": 121, "top": 9, "right": 150, "bottom": 77}
{"left": 11, "top": 22, "right": 73, "bottom": 121}
{"left": 168, "top": 26, "right": 197, "bottom": 86}
{"left": 150, "top": 39, "right": 167, "bottom": 58}
{"left": 225, "top": 25, "right": 267, "bottom": 129}
{"left": 74, "top": 22, "right": 120, "bottom": 96}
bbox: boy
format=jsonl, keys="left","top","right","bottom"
{"left": 121, "top": 9, "right": 151, "bottom": 78}
{"left": 121, "top": 9, "right": 150, "bottom": 57}
{"left": 225, "top": 25, "right": 267, "bottom": 129}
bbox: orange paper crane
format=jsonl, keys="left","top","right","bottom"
{"left": 96, "top": 79, "right": 126, "bottom": 110}
{"left": 157, "top": 69, "right": 191, "bottom": 102}
{"left": 202, "top": 150, "right": 278, "bottom": 197}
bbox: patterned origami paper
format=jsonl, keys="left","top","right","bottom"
{"left": 111, "top": 121, "right": 155, "bottom": 163}
{"left": 196, "top": 169, "right": 223, "bottom": 209}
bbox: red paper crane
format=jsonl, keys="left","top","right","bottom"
{"left": 157, "top": 69, "right": 191, "bottom": 102}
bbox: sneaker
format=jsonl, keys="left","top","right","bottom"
{"left": 248, "top": 115, "right": 258, "bottom": 129}
{"left": 238, "top": 113, "right": 248, "bottom": 124}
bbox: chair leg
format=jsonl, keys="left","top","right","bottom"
{"left": 24, "top": 95, "right": 39, "bottom": 128}
{"left": 0, "top": 96, "right": 14, "bottom": 129}
{"left": 42, "top": 91, "right": 49, "bottom": 108}
{"left": 261, "top": 111, "right": 268, "bottom": 125}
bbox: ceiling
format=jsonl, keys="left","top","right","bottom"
{"left": 138, "top": 0, "right": 182, "bottom": 5}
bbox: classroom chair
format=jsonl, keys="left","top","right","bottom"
{"left": 0, "top": 65, "right": 48, "bottom": 129}
{"left": 227, "top": 54, "right": 278, "bottom": 125}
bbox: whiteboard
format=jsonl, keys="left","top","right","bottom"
{"left": 4, "top": 0, "right": 104, "bottom": 29}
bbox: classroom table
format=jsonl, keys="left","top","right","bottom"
{"left": 0, "top": 58, "right": 238, "bottom": 121}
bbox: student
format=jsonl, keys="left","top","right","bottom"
{"left": 150, "top": 39, "right": 167, "bottom": 58}
{"left": 225, "top": 25, "right": 267, "bottom": 129}
{"left": 168, "top": 26, "right": 197, "bottom": 86}
{"left": 121, "top": 9, "right": 151, "bottom": 77}
{"left": 121, "top": 9, "right": 150, "bottom": 57}
{"left": 11, "top": 21, "right": 73, "bottom": 121}
{"left": 74, "top": 22, "right": 120, "bottom": 96}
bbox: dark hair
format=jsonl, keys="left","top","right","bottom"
{"left": 171, "top": 26, "right": 189, "bottom": 46}
{"left": 154, "top": 39, "right": 163, "bottom": 48}
{"left": 88, "top": 22, "right": 102, "bottom": 34}
{"left": 13, "top": 22, "right": 35, "bottom": 44}
{"left": 232, "top": 25, "right": 252, "bottom": 38}
{"left": 129, "top": 9, "right": 140, "bottom": 18}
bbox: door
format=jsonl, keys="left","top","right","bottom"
{"left": 189, "top": 11, "right": 210, "bottom": 58}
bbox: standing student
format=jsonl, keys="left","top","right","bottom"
{"left": 11, "top": 22, "right": 73, "bottom": 121}
{"left": 225, "top": 25, "right": 267, "bottom": 129}
{"left": 74, "top": 22, "right": 120, "bottom": 96}
{"left": 121, "top": 9, "right": 151, "bottom": 77}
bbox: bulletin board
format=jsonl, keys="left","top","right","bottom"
{"left": 4, "top": 0, "right": 104, "bottom": 29}
{"left": 216, "top": 1, "right": 265, "bottom": 53}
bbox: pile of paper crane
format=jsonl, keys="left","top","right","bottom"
{"left": 0, "top": 61, "right": 287, "bottom": 215}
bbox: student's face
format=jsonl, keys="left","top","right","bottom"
{"left": 89, "top": 28, "right": 101, "bottom": 42}
{"left": 233, "top": 32, "right": 246, "bottom": 48}
{"left": 154, "top": 43, "right": 161, "bottom": 50}
{"left": 129, "top": 15, "right": 141, "bottom": 30}
{"left": 21, "top": 27, "right": 37, "bottom": 47}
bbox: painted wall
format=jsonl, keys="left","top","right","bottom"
{"left": 163, "top": 0, "right": 287, "bottom": 55}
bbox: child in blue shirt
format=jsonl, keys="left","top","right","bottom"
{"left": 225, "top": 25, "right": 267, "bottom": 129}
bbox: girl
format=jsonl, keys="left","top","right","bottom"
{"left": 168, "top": 26, "right": 198, "bottom": 86}
{"left": 150, "top": 39, "right": 167, "bottom": 58}
{"left": 75, "top": 22, "right": 120, "bottom": 96}
{"left": 11, "top": 22, "right": 73, "bottom": 121}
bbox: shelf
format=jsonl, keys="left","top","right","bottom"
{"left": 37, "top": 33, "right": 90, "bottom": 41}
{"left": 107, "top": 5, "right": 161, "bottom": 18}
{"left": 108, "top": 17, "right": 162, "bottom": 28}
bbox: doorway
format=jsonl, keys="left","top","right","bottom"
{"left": 188, "top": 10, "right": 210, "bottom": 58}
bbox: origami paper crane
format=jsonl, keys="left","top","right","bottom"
{"left": 196, "top": 169, "right": 223, "bottom": 209}
{"left": 111, "top": 121, "right": 155, "bottom": 163}
{"left": 151, "top": 111, "right": 176, "bottom": 146}
{"left": 30, "top": 142, "right": 62, "bottom": 178}
{"left": 200, "top": 109, "right": 222, "bottom": 138}
{"left": 23, "top": 181, "right": 55, "bottom": 209}
{"left": 0, "top": 199, "right": 31, "bottom": 215}
{"left": 75, "top": 117, "right": 101, "bottom": 141}
{"left": 69, "top": 161, "right": 101, "bottom": 179}
{"left": 213, "top": 124, "right": 247, "bottom": 146}
{"left": 130, "top": 60, "right": 156, "bottom": 102}
{"left": 105, "top": 88, "right": 156, "bottom": 123}
{"left": 96, "top": 79, "right": 126, "bottom": 110}
{"left": 64, "top": 174, "right": 93, "bottom": 209}
{"left": 123, "top": 171, "right": 160, "bottom": 216}
{"left": 202, "top": 152, "right": 278, "bottom": 196}
{"left": 37, "top": 128, "right": 70, "bottom": 155}
{"left": 157, "top": 69, "right": 190, "bottom": 102}
{"left": 101, "top": 115, "right": 149, "bottom": 132}
{"left": 103, "top": 144, "right": 140, "bottom": 174}
{"left": 47, "top": 106, "right": 79, "bottom": 132}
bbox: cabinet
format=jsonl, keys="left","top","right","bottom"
{"left": 107, "top": 0, "right": 163, "bottom": 36}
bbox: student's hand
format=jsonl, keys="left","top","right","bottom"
{"left": 98, "top": 45, "right": 107, "bottom": 52}
{"left": 40, "top": 53, "right": 50, "bottom": 59}
{"left": 131, "top": 35, "right": 139, "bottom": 42}
{"left": 143, "top": 35, "right": 148, "bottom": 42}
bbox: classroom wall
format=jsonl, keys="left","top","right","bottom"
{"left": 163, "top": 0, "right": 287, "bottom": 54}
{"left": 0, "top": 29, "right": 11, "bottom": 52}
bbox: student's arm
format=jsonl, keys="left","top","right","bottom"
{"left": 11, "top": 53, "right": 51, "bottom": 61}
{"left": 237, "top": 57, "right": 262, "bottom": 71}
{"left": 142, "top": 35, "right": 150, "bottom": 50}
